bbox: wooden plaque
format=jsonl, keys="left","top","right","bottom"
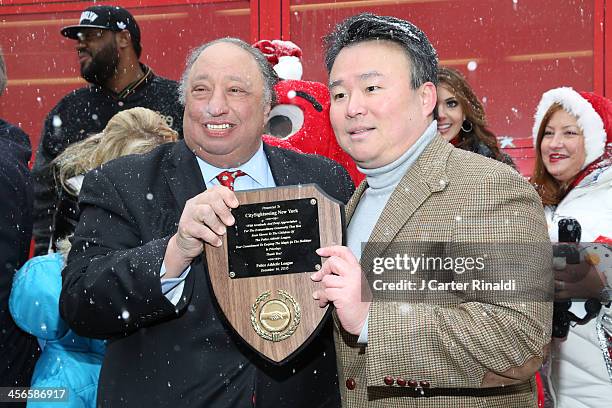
{"left": 205, "top": 184, "right": 344, "bottom": 364}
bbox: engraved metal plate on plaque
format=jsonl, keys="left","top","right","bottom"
{"left": 227, "top": 198, "right": 321, "bottom": 279}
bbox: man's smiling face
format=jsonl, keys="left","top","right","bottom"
{"left": 183, "top": 42, "right": 270, "bottom": 168}
{"left": 328, "top": 40, "right": 435, "bottom": 169}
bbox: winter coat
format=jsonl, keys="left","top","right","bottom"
{"left": 544, "top": 164, "right": 612, "bottom": 408}
{"left": 464, "top": 138, "right": 516, "bottom": 169}
{"left": 10, "top": 253, "right": 105, "bottom": 408}
{"left": 31, "top": 65, "right": 184, "bottom": 255}
{"left": 0, "top": 120, "right": 39, "bottom": 391}
{"left": 1, "top": 118, "right": 31, "bottom": 153}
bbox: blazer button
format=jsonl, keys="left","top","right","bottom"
{"left": 396, "top": 377, "right": 406, "bottom": 387}
{"left": 383, "top": 376, "right": 394, "bottom": 386}
{"left": 346, "top": 378, "right": 356, "bottom": 390}
{"left": 420, "top": 380, "right": 431, "bottom": 388}
{"left": 407, "top": 379, "right": 418, "bottom": 388}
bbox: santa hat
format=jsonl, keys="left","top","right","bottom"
{"left": 252, "top": 39, "right": 303, "bottom": 80}
{"left": 532, "top": 87, "right": 612, "bottom": 169}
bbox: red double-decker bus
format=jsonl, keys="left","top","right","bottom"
{"left": 1, "top": 0, "right": 610, "bottom": 175}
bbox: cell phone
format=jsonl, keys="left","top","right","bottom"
{"left": 558, "top": 218, "right": 581, "bottom": 243}
{"left": 554, "top": 218, "right": 581, "bottom": 264}
{"left": 552, "top": 218, "right": 583, "bottom": 338}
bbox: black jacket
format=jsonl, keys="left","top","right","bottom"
{"left": 31, "top": 67, "right": 184, "bottom": 255}
{"left": 465, "top": 139, "right": 516, "bottom": 169}
{"left": 0, "top": 120, "right": 39, "bottom": 391}
{"left": 60, "top": 141, "right": 354, "bottom": 408}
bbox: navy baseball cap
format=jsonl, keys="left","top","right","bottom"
{"left": 61, "top": 5, "right": 141, "bottom": 49}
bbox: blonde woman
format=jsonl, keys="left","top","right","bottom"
{"left": 9, "top": 107, "right": 176, "bottom": 408}
{"left": 51, "top": 107, "right": 178, "bottom": 246}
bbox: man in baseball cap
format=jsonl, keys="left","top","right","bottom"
{"left": 61, "top": 5, "right": 141, "bottom": 53}
{"left": 31, "top": 5, "right": 184, "bottom": 255}
{"left": 61, "top": 5, "right": 142, "bottom": 85}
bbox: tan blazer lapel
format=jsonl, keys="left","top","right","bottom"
{"left": 344, "top": 179, "right": 368, "bottom": 224}
{"left": 362, "top": 135, "right": 453, "bottom": 261}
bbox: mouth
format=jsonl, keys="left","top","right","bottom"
{"left": 347, "top": 126, "right": 375, "bottom": 138}
{"left": 437, "top": 123, "right": 452, "bottom": 133}
{"left": 203, "top": 122, "right": 235, "bottom": 136}
{"left": 548, "top": 153, "right": 568, "bottom": 162}
{"left": 206, "top": 123, "right": 233, "bottom": 130}
{"left": 78, "top": 52, "right": 91, "bottom": 65}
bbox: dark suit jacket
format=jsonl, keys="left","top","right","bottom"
{"left": 60, "top": 141, "right": 354, "bottom": 408}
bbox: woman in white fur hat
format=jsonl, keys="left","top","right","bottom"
{"left": 531, "top": 87, "right": 612, "bottom": 408}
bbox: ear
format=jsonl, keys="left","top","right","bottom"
{"left": 115, "top": 30, "right": 132, "bottom": 51}
{"left": 262, "top": 102, "right": 271, "bottom": 126}
{"left": 419, "top": 82, "right": 437, "bottom": 117}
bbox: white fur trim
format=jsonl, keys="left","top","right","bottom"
{"left": 273, "top": 56, "right": 303, "bottom": 80}
{"left": 65, "top": 174, "right": 84, "bottom": 194}
{"left": 532, "top": 87, "right": 606, "bottom": 169}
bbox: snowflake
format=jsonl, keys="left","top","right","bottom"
{"left": 498, "top": 136, "right": 515, "bottom": 149}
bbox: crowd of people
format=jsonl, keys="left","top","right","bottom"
{"left": 1, "top": 5, "right": 610, "bottom": 408}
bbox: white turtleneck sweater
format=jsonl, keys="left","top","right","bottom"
{"left": 349, "top": 121, "right": 438, "bottom": 343}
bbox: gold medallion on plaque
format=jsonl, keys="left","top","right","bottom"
{"left": 251, "top": 290, "right": 301, "bottom": 342}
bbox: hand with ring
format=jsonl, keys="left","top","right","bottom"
{"left": 555, "top": 261, "right": 605, "bottom": 300}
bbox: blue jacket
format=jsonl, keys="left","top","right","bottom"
{"left": 10, "top": 253, "right": 105, "bottom": 407}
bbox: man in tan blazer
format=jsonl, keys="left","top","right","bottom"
{"left": 311, "top": 13, "right": 553, "bottom": 407}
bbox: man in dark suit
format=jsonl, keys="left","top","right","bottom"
{"left": 60, "top": 38, "right": 353, "bottom": 407}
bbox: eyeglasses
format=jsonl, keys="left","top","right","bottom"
{"left": 76, "top": 30, "right": 107, "bottom": 43}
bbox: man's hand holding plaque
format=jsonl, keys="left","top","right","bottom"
{"left": 163, "top": 186, "right": 239, "bottom": 279}
{"left": 311, "top": 245, "right": 371, "bottom": 336}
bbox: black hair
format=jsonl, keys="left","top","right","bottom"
{"left": 324, "top": 13, "right": 438, "bottom": 89}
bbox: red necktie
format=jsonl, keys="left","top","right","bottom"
{"left": 216, "top": 170, "right": 247, "bottom": 191}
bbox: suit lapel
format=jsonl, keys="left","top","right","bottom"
{"left": 264, "top": 143, "right": 303, "bottom": 186}
{"left": 345, "top": 180, "right": 368, "bottom": 224}
{"left": 163, "top": 143, "right": 295, "bottom": 210}
{"left": 163, "top": 140, "right": 206, "bottom": 214}
{"left": 361, "top": 136, "right": 452, "bottom": 260}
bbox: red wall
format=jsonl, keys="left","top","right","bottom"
{"left": 287, "top": 0, "right": 604, "bottom": 175}
{"left": 1, "top": 0, "right": 608, "bottom": 176}
{"left": 0, "top": 0, "right": 250, "bottom": 152}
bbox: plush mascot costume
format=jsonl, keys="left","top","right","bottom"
{"left": 254, "top": 40, "right": 364, "bottom": 186}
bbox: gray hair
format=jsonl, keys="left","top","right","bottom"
{"left": 0, "top": 48, "right": 6, "bottom": 97}
{"left": 324, "top": 13, "right": 438, "bottom": 89}
{"left": 178, "top": 37, "right": 278, "bottom": 106}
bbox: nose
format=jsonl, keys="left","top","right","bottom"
{"left": 206, "top": 88, "right": 229, "bottom": 117}
{"left": 548, "top": 132, "right": 565, "bottom": 149}
{"left": 437, "top": 103, "right": 447, "bottom": 120}
{"left": 346, "top": 92, "right": 367, "bottom": 118}
{"left": 76, "top": 40, "right": 86, "bottom": 51}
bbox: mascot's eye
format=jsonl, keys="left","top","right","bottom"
{"left": 264, "top": 105, "right": 304, "bottom": 139}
